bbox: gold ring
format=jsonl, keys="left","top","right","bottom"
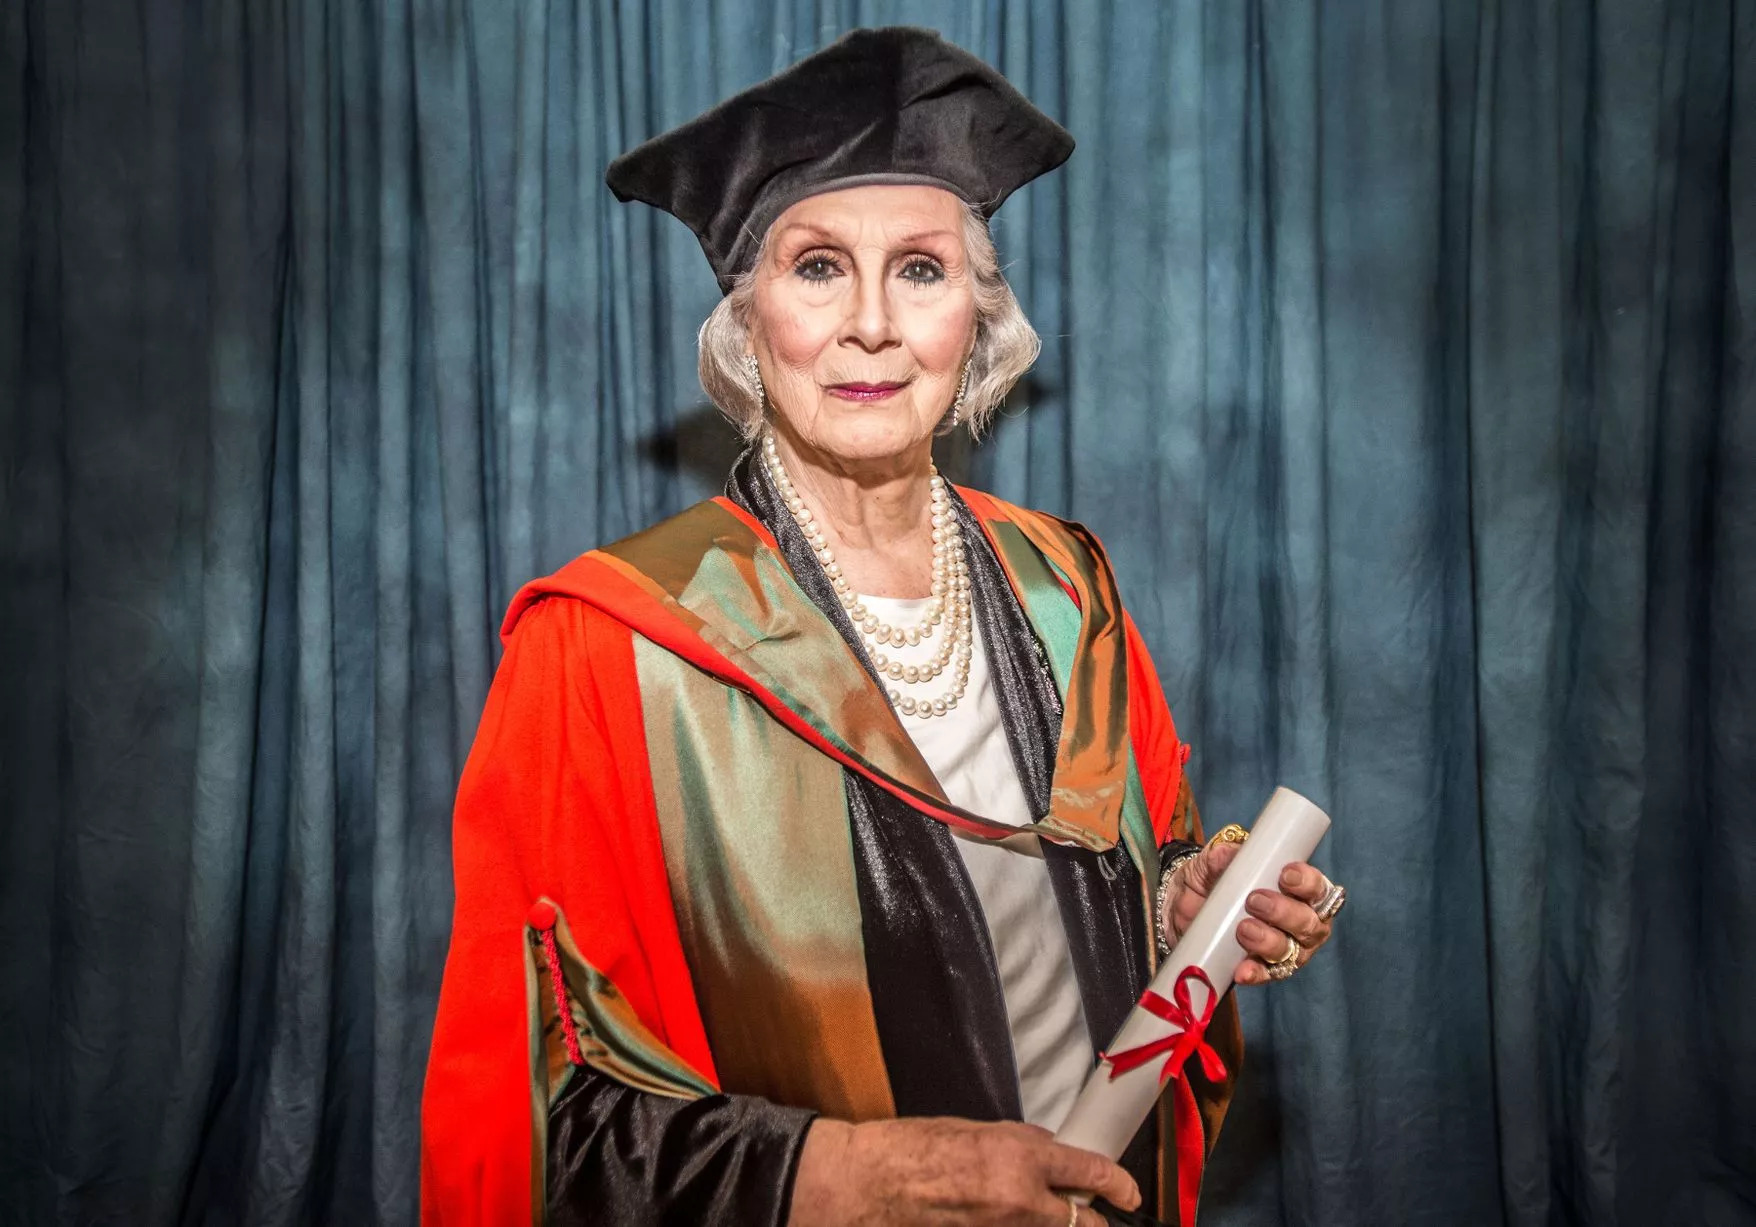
{"left": 1314, "top": 882, "right": 1347, "bottom": 922}
{"left": 1264, "top": 934, "right": 1302, "bottom": 982}
{"left": 1065, "top": 1194, "right": 1080, "bottom": 1227}
{"left": 1205, "top": 823, "right": 1248, "bottom": 853}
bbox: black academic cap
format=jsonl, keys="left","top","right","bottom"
{"left": 604, "top": 27, "right": 1074, "bottom": 294}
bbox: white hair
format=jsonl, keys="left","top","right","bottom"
{"left": 697, "top": 200, "right": 1039, "bottom": 440}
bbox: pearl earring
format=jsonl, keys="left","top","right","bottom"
{"left": 949, "top": 364, "right": 970, "bottom": 428}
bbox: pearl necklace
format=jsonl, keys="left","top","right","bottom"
{"left": 761, "top": 433, "right": 974, "bottom": 719}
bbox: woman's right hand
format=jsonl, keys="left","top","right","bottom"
{"left": 787, "top": 1115, "right": 1140, "bottom": 1226}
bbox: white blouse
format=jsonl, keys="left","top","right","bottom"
{"left": 856, "top": 593, "right": 1094, "bottom": 1130}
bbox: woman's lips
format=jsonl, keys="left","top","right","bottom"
{"left": 827, "top": 382, "right": 907, "bottom": 403}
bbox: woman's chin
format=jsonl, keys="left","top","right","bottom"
{"left": 793, "top": 400, "right": 935, "bottom": 466}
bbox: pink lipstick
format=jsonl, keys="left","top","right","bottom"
{"left": 828, "top": 382, "right": 906, "bottom": 403}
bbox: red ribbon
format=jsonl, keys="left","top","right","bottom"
{"left": 1099, "top": 966, "right": 1228, "bottom": 1227}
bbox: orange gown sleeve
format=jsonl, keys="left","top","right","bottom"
{"left": 1123, "top": 611, "right": 1204, "bottom": 846}
{"left": 420, "top": 596, "right": 715, "bottom": 1227}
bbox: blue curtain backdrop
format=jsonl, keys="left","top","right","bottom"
{"left": 3, "top": 1, "right": 1752, "bottom": 1224}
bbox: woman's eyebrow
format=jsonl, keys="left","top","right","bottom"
{"left": 889, "top": 228, "right": 957, "bottom": 247}
{"left": 773, "top": 223, "right": 957, "bottom": 248}
{"left": 773, "top": 223, "right": 846, "bottom": 246}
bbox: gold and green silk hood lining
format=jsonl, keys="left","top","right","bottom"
{"left": 634, "top": 637, "right": 898, "bottom": 1122}
{"left": 596, "top": 496, "right": 1137, "bottom": 854}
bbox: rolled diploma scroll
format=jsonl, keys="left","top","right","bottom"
{"left": 1055, "top": 787, "right": 1331, "bottom": 1160}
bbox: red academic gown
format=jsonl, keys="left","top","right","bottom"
{"left": 421, "top": 480, "right": 1241, "bottom": 1226}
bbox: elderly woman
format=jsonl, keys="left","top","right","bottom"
{"left": 422, "top": 27, "right": 1342, "bottom": 1227}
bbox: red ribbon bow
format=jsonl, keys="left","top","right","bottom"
{"left": 1098, "top": 966, "right": 1229, "bottom": 1227}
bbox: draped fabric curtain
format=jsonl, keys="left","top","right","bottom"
{"left": 3, "top": 1, "right": 1751, "bottom": 1223}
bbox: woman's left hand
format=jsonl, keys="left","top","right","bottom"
{"left": 1168, "top": 844, "right": 1339, "bottom": 985}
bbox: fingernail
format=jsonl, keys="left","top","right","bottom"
{"left": 1248, "top": 890, "right": 1273, "bottom": 911}
{"left": 1281, "top": 867, "right": 1299, "bottom": 888}
{"left": 1240, "top": 919, "right": 1266, "bottom": 941}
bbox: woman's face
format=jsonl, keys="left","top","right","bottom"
{"left": 747, "top": 184, "right": 976, "bottom": 470}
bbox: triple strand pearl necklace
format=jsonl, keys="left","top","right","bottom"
{"left": 761, "top": 432, "right": 974, "bottom": 718}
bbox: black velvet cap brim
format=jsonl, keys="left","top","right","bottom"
{"left": 604, "top": 27, "right": 1074, "bottom": 293}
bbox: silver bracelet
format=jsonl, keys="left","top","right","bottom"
{"left": 1154, "top": 845, "right": 1201, "bottom": 955}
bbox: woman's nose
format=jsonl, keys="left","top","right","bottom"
{"left": 843, "top": 272, "right": 899, "bottom": 352}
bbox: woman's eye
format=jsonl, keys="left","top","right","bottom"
{"left": 794, "top": 256, "right": 841, "bottom": 282}
{"left": 900, "top": 259, "right": 945, "bottom": 285}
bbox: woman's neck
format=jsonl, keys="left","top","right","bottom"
{"left": 767, "top": 430, "right": 934, "bottom": 553}
{"left": 765, "top": 427, "right": 938, "bottom": 599}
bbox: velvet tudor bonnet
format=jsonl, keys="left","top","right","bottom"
{"left": 604, "top": 27, "right": 1074, "bottom": 293}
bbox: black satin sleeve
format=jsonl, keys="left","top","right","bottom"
{"left": 1159, "top": 838, "right": 1201, "bottom": 872}
{"left": 546, "top": 1065, "right": 817, "bottom": 1227}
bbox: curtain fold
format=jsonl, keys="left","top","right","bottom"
{"left": 2, "top": 1, "right": 1750, "bottom": 1223}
